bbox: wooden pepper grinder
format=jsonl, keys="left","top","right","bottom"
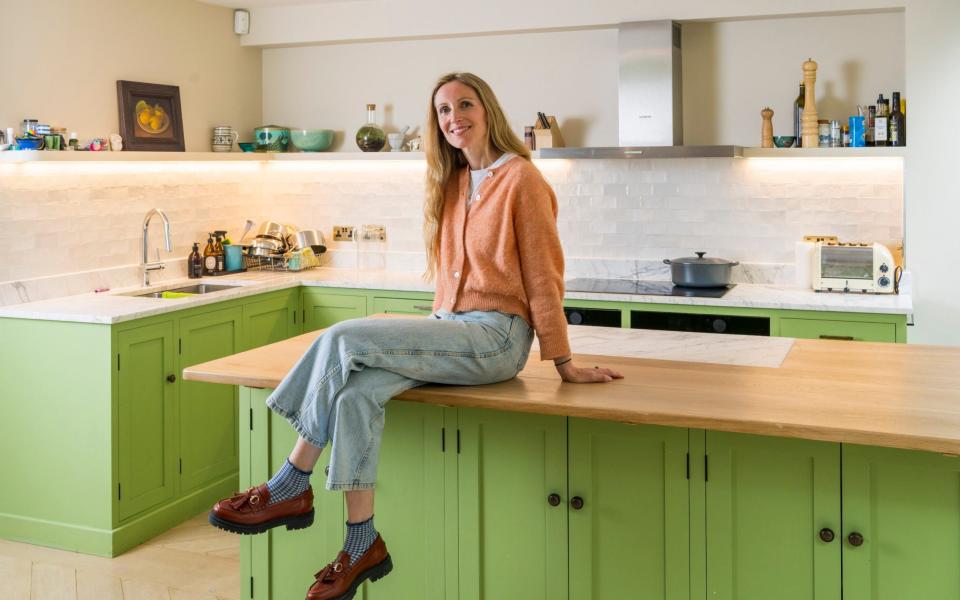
{"left": 801, "top": 58, "right": 819, "bottom": 148}
{"left": 761, "top": 107, "right": 774, "bottom": 148}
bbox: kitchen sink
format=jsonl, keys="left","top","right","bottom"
{"left": 132, "top": 283, "right": 242, "bottom": 298}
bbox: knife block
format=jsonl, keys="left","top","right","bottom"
{"left": 534, "top": 116, "right": 565, "bottom": 149}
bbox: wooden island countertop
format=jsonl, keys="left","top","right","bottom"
{"left": 183, "top": 318, "right": 960, "bottom": 455}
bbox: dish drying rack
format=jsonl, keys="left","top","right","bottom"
{"left": 242, "top": 250, "right": 325, "bottom": 272}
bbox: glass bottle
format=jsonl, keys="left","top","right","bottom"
{"left": 793, "top": 82, "right": 805, "bottom": 147}
{"left": 214, "top": 233, "right": 225, "bottom": 273}
{"left": 203, "top": 234, "right": 217, "bottom": 276}
{"left": 356, "top": 104, "right": 386, "bottom": 152}
{"left": 188, "top": 243, "right": 203, "bottom": 279}
{"left": 889, "top": 91, "right": 905, "bottom": 146}
{"left": 874, "top": 94, "right": 889, "bottom": 147}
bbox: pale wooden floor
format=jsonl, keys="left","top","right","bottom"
{"left": 0, "top": 512, "right": 240, "bottom": 600}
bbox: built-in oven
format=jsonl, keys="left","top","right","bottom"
{"left": 630, "top": 310, "right": 770, "bottom": 336}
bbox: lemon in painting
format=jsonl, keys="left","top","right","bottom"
{"left": 138, "top": 110, "right": 152, "bottom": 126}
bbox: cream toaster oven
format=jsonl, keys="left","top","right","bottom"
{"left": 812, "top": 242, "right": 895, "bottom": 294}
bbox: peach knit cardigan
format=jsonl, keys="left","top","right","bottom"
{"left": 432, "top": 157, "right": 570, "bottom": 361}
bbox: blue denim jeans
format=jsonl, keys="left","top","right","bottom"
{"left": 266, "top": 310, "right": 534, "bottom": 490}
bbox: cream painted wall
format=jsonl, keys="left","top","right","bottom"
{"left": 0, "top": 0, "right": 261, "bottom": 151}
{"left": 903, "top": 0, "right": 960, "bottom": 345}
{"left": 261, "top": 12, "right": 903, "bottom": 148}
{"left": 261, "top": 29, "right": 619, "bottom": 148}
{"left": 683, "top": 12, "right": 904, "bottom": 145}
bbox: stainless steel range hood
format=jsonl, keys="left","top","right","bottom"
{"left": 539, "top": 20, "right": 742, "bottom": 159}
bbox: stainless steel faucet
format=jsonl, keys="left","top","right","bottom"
{"left": 142, "top": 208, "right": 172, "bottom": 286}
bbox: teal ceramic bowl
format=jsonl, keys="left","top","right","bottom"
{"left": 773, "top": 135, "right": 797, "bottom": 148}
{"left": 291, "top": 129, "right": 334, "bottom": 152}
{"left": 254, "top": 125, "right": 290, "bottom": 152}
{"left": 237, "top": 142, "right": 256, "bottom": 152}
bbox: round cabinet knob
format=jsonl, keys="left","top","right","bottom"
{"left": 878, "top": 276, "right": 890, "bottom": 287}
{"left": 819, "top": 528, "right": 835, "bottom": 543}
{"left": 570, "top": 496, "right": 585, "bottom": 510}
{"left": 712, "top": 318, "right": 727, "bottom": 333}
{"left": 568, "top": 311, "right": 584, "bottom": 325}
{"left": 848, "top": 532, "right": 864, "bottom": 547}
{"left": 166, "top": 374, "right": 176, "bottom": 383}
{"left": 547, "top": 493, "right": 561, "bottom": 507}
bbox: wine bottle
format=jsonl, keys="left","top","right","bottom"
{"left": 889, "top": 91, "right": 905, "bottom": 146}
{"left": 203, "top": 234, "right": 217, "bottom": 276}
{"left": 793, "top": 82, "right": 805, "bottom": 147}
{"left": 874, "top": 94, "right": 889, "bottom": 147}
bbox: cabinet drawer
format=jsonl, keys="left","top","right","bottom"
{"left": 371, "top": 296, "right": 435, "bottom": 316}
{"left": 779, "top": 318, "right": 896, "bottom": 343}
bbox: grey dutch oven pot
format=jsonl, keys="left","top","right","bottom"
{"left": 663, "top": 251, "right": 740, "bottom": 288}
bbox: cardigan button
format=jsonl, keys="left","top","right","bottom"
{"left": 474, "top": 194, "right": 481, "bottom": 202}
{"left": 454, "top": 271, "right": 460, "bottom": 278}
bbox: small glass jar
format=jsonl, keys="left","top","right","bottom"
{"left": 356, "top": 104, "right": 386, "bottom": 152}
{"left": 829, "top": 120, "right": 842, "bottom": 147}
{"left": 818, "top": 120, "right": 831, "bottom": 147}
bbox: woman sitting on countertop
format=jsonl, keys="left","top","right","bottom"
{"left": 207, "top": 71, "right": 623, "bottom": 600}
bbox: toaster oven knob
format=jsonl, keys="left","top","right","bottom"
{"left": 879, "top": 263, "right": 889, "bottom": 273}
{"left": 879, "top": 276, "right": 891, "bottom": 287}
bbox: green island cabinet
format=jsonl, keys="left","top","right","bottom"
{"left": 241, "top": 387, "right": 960, "bottom": 600}
{"left": 0, "top": 284, "right": 908, "bottom": 560}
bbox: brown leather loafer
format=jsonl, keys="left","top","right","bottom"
{"left": 306, "top": 534, "right": 393, "bottom": 600}
{"left": 208, "top": 483, "right": 314, "bottom": 535}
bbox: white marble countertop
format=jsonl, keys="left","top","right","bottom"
{"left": 0, "top": 268, "right": 912, "bottom": 324}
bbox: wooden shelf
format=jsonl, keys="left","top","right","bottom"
{"left": 742, "top": 147, "right": 906, "bottom": 158}
{"left": 0, "top": 150, "right": 428, "bottom": 163}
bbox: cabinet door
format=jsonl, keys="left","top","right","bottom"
{"left": 705, "top": 431, "right": 841, "bottom": 600}
{"left": 263, "top": 403, "right": 346, "bottom": 600}
{"left": 242, "top": 291, "right": 296, "bottom": 351}
{"left": 117, "top": 321, "right": 177, "bottom": 521}
{"left": 457, "top": 408, "right": 567, "bottom": 600}
{"left": 779, "top": 318, "right": 896, "bottom": 343}
{"left": 178, "top": 307, "right": 242, "bottom": 492}
{"left": 357, "top": 401, "right": 447, "bottom": 600}
{"left": 568, "top": 419, "right": 689, "bottom": 600}
{"left": 842, "top": 444, "right": 960, "bottom": 600}
{"left": 303, "top": 291, "right": 367, "bottom": 332}
{"left": 370, "top": 296, "right": 435, "bottom": 317}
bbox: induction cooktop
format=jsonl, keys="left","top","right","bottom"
{"left": 565, "top": 278, "right": 735, "bottom": 298}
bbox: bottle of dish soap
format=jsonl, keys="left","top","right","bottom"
{"left": 188, "top": 242, "right": 203, "bottom": 278}
{"left": 203, "top": 234, "right": 217, "bottom": 276}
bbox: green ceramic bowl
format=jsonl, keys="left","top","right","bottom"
{"left": 237, "top": 142, "right": 256, "bottom": 152}
{"left": 773, "top": 135, "right": 797, "bottom": 148}
{"left": 291, "top": 129, "right": 334, "bottom": 152}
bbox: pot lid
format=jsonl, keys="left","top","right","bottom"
{"left": 668, "top": 251, "right": 737, "bottom": 265}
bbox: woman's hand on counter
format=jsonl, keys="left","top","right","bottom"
{"left": 554, "top": 358, "right": 624, "bottom": 383}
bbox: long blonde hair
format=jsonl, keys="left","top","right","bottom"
{"left": 422, "top": 72, "right": 530, "bottom": 281}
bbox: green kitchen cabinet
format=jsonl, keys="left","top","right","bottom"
{"left": 568, "top": 419, "right": 690, "bottom": 600}
{"left": 703, "top": 431, "right": 842, "bottom": 600}
{"left": 457, "top": 408, "right": 568, "bottom": 600}
{"left": 841, "top": 444, "right": 960, "bottom": 600}
{"left": 242, "top": 290, "right": 298, "bottom": 350}
{"left": 302, "top": 290, "right": 367, "bottom": 332}
{"left": 116, "top": 320, "right": 178, "bottom": 521}
{"left": 356, "top": 401, "right": 448, "bottom": 600}
{"left": 178, "top": 306, "right": 242, "bottom": 493}
{"left": 779, "top": 316, "right": 898, "bottom": 343}
{"left": 370, "top": 296, "right": 435, "bottom": 317}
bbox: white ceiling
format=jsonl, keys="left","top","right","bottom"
{"left": 196, "top": 0, "right": 366, "bottom": 8}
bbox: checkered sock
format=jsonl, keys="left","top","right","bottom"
{"left": 343, "top": 516, "right": 378, "bottom": 565}
{"left": 265, "top": 459, "right": 311, "bottom": 504}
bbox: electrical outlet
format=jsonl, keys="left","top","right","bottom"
{"left": 361, "top": 224, "right": 386, "bottom": 242}
{"left": 333, "top": 225, "right": 355, "bottom": 242}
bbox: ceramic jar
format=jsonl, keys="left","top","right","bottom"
{"left": 212, "top": 126, "right": 239, "bottom": 152}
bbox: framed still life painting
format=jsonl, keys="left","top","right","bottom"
{"left": 116, "top": 80, "right": 185, "bottom": 151}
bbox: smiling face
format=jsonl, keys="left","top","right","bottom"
{"left": 433, "top": 80, "right": 488, "bottom": 156}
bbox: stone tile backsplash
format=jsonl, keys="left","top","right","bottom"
{"left": 0, "top": 157, "right": 903, "bottom": 304}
